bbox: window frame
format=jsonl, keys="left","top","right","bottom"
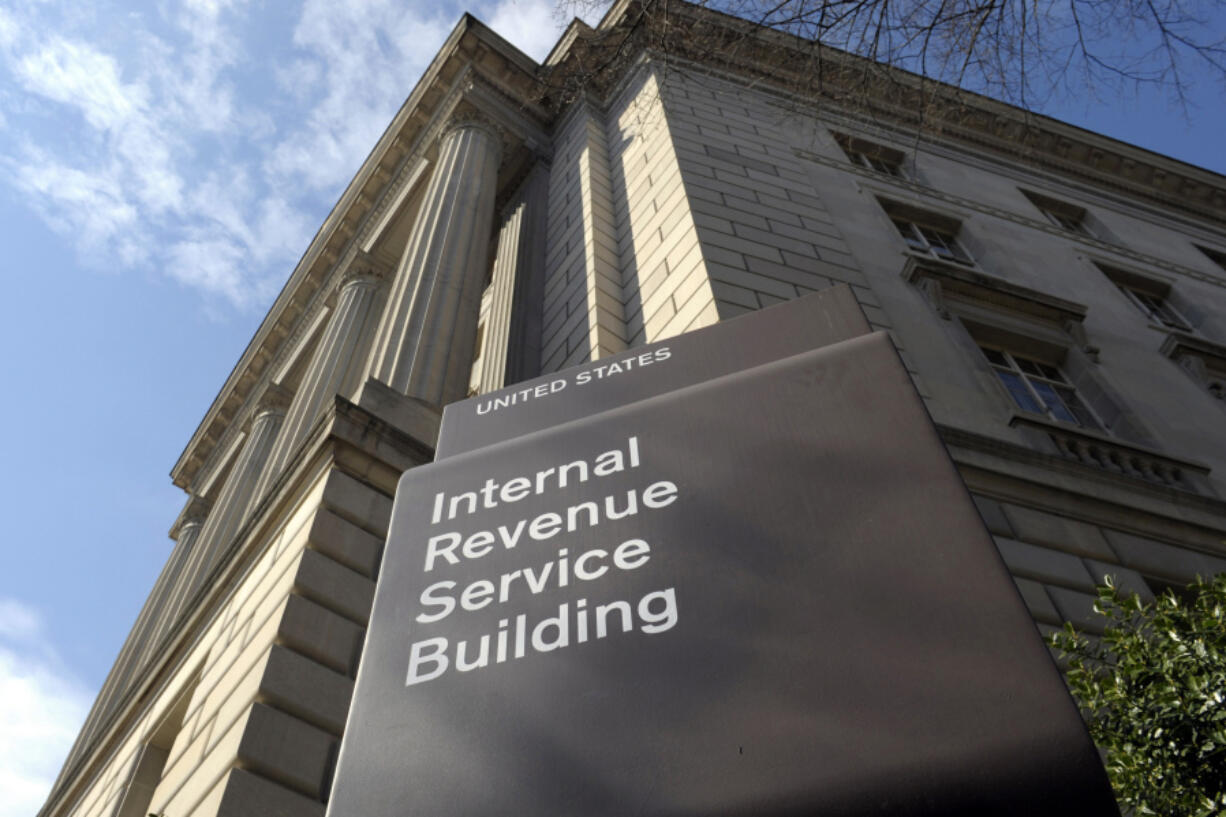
{"left": 977, "top": 343, "right": 1106, "bottom": 431}
{"left": 1021, "top": 190, "right": 1095, "bottom": 238}
{"left": 890, "top": 216, "right": 974, "bottom": 266}
{"left": 834, "top": 133, "right": 906, "bottom": 178}
{"left": 1116, "top": 285, "right": 1194, "bottom": 331}
{"left": 1195, "top": 244, "right": 1226, "bottom": 273}
{"left": 1096, "top": 263, "right": 1195, "bottom": 333}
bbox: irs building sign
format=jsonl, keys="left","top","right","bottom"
{"left": 328, "top": 291, "right": 1118, "bottom": 817}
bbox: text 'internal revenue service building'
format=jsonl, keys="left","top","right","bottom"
{"left": 327, "top": 291, "right": 1118, "bottom": 817}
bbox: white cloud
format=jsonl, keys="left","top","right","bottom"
{"left": 166, "top": 235, "right": 254, "bottom": 305}
{"left": 0, "top": 599, "right": 93, "bottom": 817}
{"left": 0, "top": 0, "right": 594, "bottom": 314}
{"left": 12, "top": 150, "right": 140, "bottom": 251}
{"left": 16, "top": 37, "right": 145, "bottom": 132}
{"left": 267, "top": 0, "right": 452, "bottom": 192}
{"left": 0, "top": 8, "right": 19, "bottom": 51}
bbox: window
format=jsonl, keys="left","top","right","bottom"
{"left": 1162, "top": 333, "right": 1226, "bottom": 406}
{"left": 978, "top": 345, "right": 1103, "bottom": 430}
{"left": 1196, "top": 245, "right": 1226, "bottom": 273}
{"left": 1116, "top": 285, "right": 1193, "bottom": 331}
{"left": 1021, "top": 190, "right": 1095, "bottom": 237}
{"left": 891, "top": 217, "right": 973, "bottom": 265}
{"left": 834, "top": 133, "right": 904, "bottom": 177}
{"left": 1097, "top": 264, "right": 1194, "bottom": 332}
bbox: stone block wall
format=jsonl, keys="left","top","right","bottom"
{"left": 59, "top": 467, "right": 392, "bottom": 817}
{"left": 972, "top": 493, "right": 1226, "bottom": 637}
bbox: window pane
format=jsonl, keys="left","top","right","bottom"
{"left": 1035, "top": 362, "right": 1064, "bottom": 381}
{"left": 1014, "top": 357, "right": 1045, "bottom": 377}
{"left": 1056, "top": 386, "right": 1102, "bottom": 430}
{"left": 979, "top": 347, "right": 1009, "bottom": 367}
{"left": 1150, "top": 299, "right": 1191, "bottom": 330}
{"left": 1030, "top": 380, "right": 1079, "bottom": 424}
{"left": 869, "top": 156, "right": 900, "bottom": 176}
{"left": 893, "top": 219, "right": 927, "bottom": 250}
{"left": 995, "top": 371, "right": 1044, "bottom": 414}
{"left": 921, "top": 226, "right": 971, "bottom": 264}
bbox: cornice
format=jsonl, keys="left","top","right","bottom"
{"left": 605, "top": 0, "right": 1226, "bottom": 226}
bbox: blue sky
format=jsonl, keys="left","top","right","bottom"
{"left": 0, "top": 0, "right": 1223, "bottom": 813}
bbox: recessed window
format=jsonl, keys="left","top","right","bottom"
{"left": 1021, "top": 190, "right": 1095, "bottom": 237}
{"left": 891, "top": 217, "right": 973, "bottom": 265}
{"left": 979, "top": 345, "right": 1103, "bottom": 430}
{"left": 1116, "top": 285, "right": 1193, "bottom": 331}
{"left": 1196, "top": 245, "right": 1226, "bottom": 272}
{"left": 834, "top": 133, "right": 905, "bottom": 177}
{"left": 1097, "top": 264, "right": 1193, "bottom": 332}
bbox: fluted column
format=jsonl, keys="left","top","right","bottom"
{"left": 481, "top": 166, "right": 548, "bottom": 392}
{"left": 180, "top": 384, "right": 290, "bottom": 603}
{"left": 250, "top": 258, "right": 387, "bottom": 507}
{"left": 367, "top": 116, "right": 502, "bottom": 407}
{"left": 145, "top": 499, "right": 210, "bottom": 654}
{"left": 71, "top": 496, "right": 210, "bottom": 754}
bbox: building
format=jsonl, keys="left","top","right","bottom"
{"left": 40, "top": 1, "right": 1226, "bottom": 815}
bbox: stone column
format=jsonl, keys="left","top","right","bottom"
{"left": 250, "top": 257, "right": 387, "bottom": 507}
{"left": 78, "top": 497, "right": 209, "bottom": 745}
{"left": 145, "top": 500, "right": 210, "bottom": 656}
{"left": 481, "top": 166, "right": 548, "bottom": 392}
{"left": 181, "top": 384, "right": 290, "bottom": 601}
{"left": 367, "top": 115, "right": 502, "bottom": 407}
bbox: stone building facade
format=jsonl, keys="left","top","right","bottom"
{"left": 41, "top": 2, "right": 1226, "bottom": 815}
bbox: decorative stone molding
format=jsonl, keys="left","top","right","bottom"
{"left": 327, "top": 250, "right": 390, "bottom": 307}
{"left": 1161, "top": 332, "right": 1226, "bottom": 397}
{"left": 902, "top": 255, "right": 1088, "bottom": 326}
{"left": 1062, "top": 320, "right": 1101, "bottom": 363}
{"left": 442, "top": 107, "right": 507, "bottom": 160}
{"left": 914, "top": 276, "right": 950, "bottom": 320}
{"left": 1009, "top": 415, "right": 1213, "bottom": 495}
{"left": 1161, "top": 332, "right": 1226, "bottom": 373}
{"left": 168, "top": 495, "right": 213, "bottom": 541}
{"left": 252, "top": 382, "right": 293, "bottom": 421}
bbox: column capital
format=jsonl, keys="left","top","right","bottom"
{"left": 181, "top": 495, "right": 212, "bottom": 526}
{"left": 333, "top": 250, "right": 389, "bottom": 299}
{"left": 442, "top": 107, "right": 505, "bottom": 160}
{"left": 169, "top": 495, "right": 212, "bottom": 540}
{"left": 251, "top": 382, "right": 292, "bottom": 424}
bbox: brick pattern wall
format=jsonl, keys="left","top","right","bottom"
{"left": 656, "top": 71, "right": 881, "bottom": 323}
{"left": 606, "top": 68, "right": 720, "bottom": 346}
{"left": 542, "top": 103, "right": 626, "bottom": 372}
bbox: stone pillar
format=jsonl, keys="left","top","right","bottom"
{"left": 72, "top": 496, "right": 210, "bottom": 751}
{"left": 250, "top": 257, "right": 387, "bottom": 507}
{"left": 145, "top": 500, "right": 210, "bottom": 656}
{"left": 480, "top": 166, "right": 548, "bottom": 392}
{"left": 180, "top": 384, "right": 290, "bottom": 601}
{"left": 367, "top": 116, "right": 502, "bottom": 407}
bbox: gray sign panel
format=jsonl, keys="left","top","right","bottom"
{"left": 329, "top": 331, "right": 1117, "bottom": 817}
{"left": 435, "top": 284, "right": 871, "bottom": 457}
